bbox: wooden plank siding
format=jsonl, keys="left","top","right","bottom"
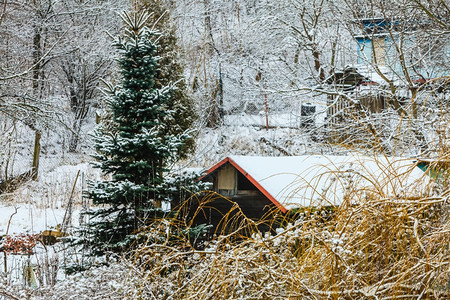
{"left": 183, "top": 162, "right": 280, "bottom": 236}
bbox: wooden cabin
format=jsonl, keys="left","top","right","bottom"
{"left": 184, "top": 155, "right": 428, "bottom": 236}
{"left": 326, "top": 67, "right": 387, "bottom": 122}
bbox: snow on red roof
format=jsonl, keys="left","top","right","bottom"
{"left": 204, "top": 155, "right": 428, "bottom": 211}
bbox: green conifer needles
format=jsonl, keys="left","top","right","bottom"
{"left": 86, "top": 11, "right": 189, "bottom": 254}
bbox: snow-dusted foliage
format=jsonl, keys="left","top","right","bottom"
{"left": 110, "top": 158, "right": 447, "bottom": 299}
{"left": 0, "top": 260, "right": 145, "bottom": 300}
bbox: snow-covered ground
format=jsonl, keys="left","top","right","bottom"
{"left": 1, "top": 162, "right": 100, "bottom": 235}
{"left": 0, "top": 161, "right": 101, "bottom": 290}
{"left": 0, "top": 206, "right": 67, "bottom": 236}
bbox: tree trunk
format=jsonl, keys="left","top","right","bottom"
{"left": 69, "top": 119, "right": 82, "bottom": 152}
{"left": 32, "top": 130, "right": 41, "bottom": 180}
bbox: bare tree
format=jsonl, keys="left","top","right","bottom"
{"left": 0, "top": 0, "right": 126, "bottom": 183}
{"left": 326, "top": 0, "right": 450, "bottom": 154}
{"left": 52, "top": 0, "right": 125, "bottom": 152}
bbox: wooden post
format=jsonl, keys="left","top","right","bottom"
{"left": 218, "top": 64, "right": 224, "bottom": 123}
{"left": 62, "top": 170, "right": 80, "bottom": 233}
{"left": 31, "top": 131, "right": 41, "bottom": 180}
{"left": 80, "top": 172, "right": 87, "bottom": 226}
{"left": 4, "top": 207, "right": 18, "bottom": 273}
{"left": 264, "top": 85, "right": 269, "bottom": 131}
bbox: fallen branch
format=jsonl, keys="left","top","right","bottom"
{"left": 259, "top": 137, "right": 292, "bottom": 156}
{"left": 0, "top": 290, "right": 20, "bottom": 300}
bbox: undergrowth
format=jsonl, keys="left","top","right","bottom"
{"left": 122, "top": 162, "right": 449, "bottom": 299}
{"left": 1, "top": 158, "right": 449, "bottom": 299}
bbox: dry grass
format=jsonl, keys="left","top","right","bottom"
{"left": 125, "top": 158, "right": 449, "bottom": 299}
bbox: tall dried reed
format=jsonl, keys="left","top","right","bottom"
{"left": 127, "top": 156, "right": 449, "bottom": 299}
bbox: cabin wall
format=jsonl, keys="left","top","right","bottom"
{"left": 359, "top": 93, "right": 385, "bottom": 113}
{"left": 192, "top": 162, "right": 279, "bottom": 236}
{"left": 185, "top": 192, "right": 275, "bottom": 236}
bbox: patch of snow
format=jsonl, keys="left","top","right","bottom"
{"left": 0, "top": 205, "right": 68, "bottom": 235}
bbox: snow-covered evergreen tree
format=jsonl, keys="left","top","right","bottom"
{"left": 86, "top": 11, "right": 189, "bottom": 254}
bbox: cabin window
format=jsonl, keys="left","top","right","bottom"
{"left": 237, "top": 172, "right": 255, "bottom": 190}
{"left": 215, "top": 164, "right": 260, "bottom": 197}
{"left": 237, "top": 172, "right": 259, "bottom": 195}
{"left": 217, "top": 164, "right": 237, "bottom": 196}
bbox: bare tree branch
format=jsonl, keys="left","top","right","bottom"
{"left": 0, "top": 30, "right": 67, "bottom": 82}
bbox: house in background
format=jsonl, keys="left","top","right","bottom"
{"left": 416, "top": 158, "right": 450, "bottom": 182}
{"left": 326, "top": 18, "right": 402, "bottom": 126}
{"left": 355, "top": 17, "right": 449, "bottom": 80}
{"left": 355, "top": 17, "right": 397, "bottom": 68}
{"left": 325, "top": 67, "right": 388, "bottom": 129}
{"left": 326, "top": 16, "right": 449, "bottom": 141}
{"left": 184, "top": 155, "right": 428, "bottom": 235}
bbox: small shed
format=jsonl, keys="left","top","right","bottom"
{"left": 186, "top": 155, "right": 428, "bottom": 234}
{"left": 416, "top": 158, "right": 450, "bottom": 181}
